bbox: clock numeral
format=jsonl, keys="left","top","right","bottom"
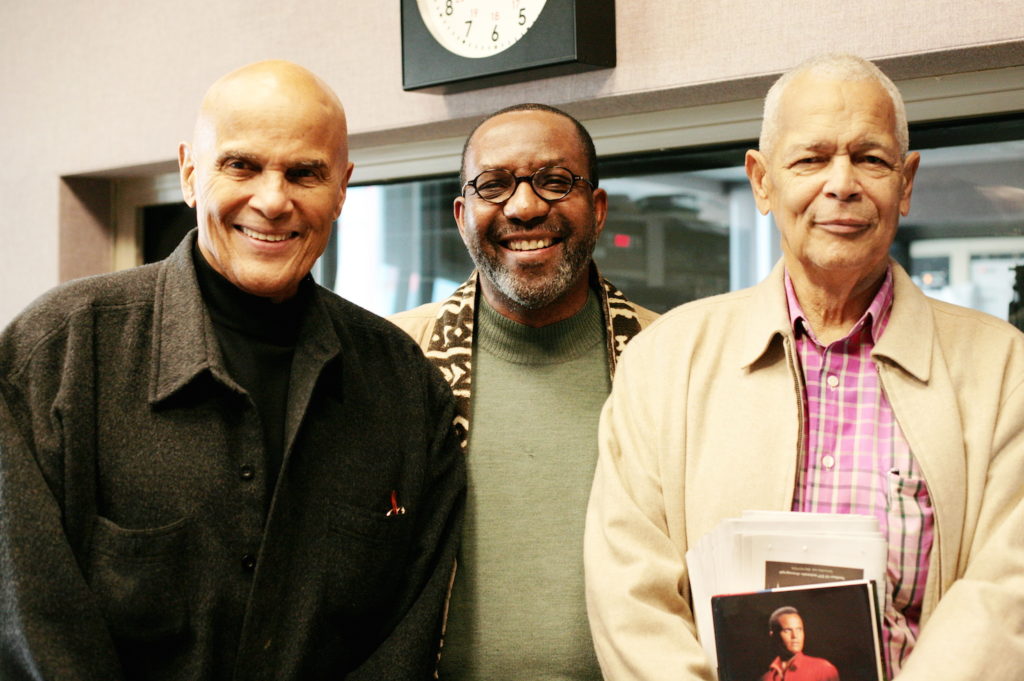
{"left": 491, "top": 25, "right": 499, "bottom": 42}
{"left": 464, "top": 20, "right": 472, "bottom": 37}
{"left": 519, "top": 8, "right": 526, "bottom": 25}
{"left": 445, "top": 0, "right": 453, "bottom": 16}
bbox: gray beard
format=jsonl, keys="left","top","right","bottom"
{"left": 473, "top": 226, "right": 598, "bottom": 311}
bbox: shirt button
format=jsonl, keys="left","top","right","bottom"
{"left": 826, "top": 374, "right": 840, "bottom": 389}
{"left": 239, "top": 464, "right": 255, "bottom": 481}
{"left": 822, "top": 455, "right": 836, "bottom": 469}
{"left": 241, "top": 553, "right": 257, "bottom": 572}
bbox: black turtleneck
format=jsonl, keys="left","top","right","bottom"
{"left": 193, "top": 244, "right": 311, "bottom": 501}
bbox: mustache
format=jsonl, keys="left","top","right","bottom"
{"left": 487, "top": 215, "right": 573, "bottom": 241}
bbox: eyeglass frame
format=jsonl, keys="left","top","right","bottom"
{"left": 460, "top": 166, "right": 596, "bottom": 204}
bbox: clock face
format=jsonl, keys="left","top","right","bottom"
{"left": 401, "top": 0, "right": 615, "bottom": 92}
{"left": 416, "top": 0, "right": 548, "bottom": 59}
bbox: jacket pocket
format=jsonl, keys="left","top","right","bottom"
{"left": 330, "top": 500, "right": 413, "bottom": 545}
{"left": 323, "top": 501, "right": 414, "bottom": 615}
{"left": 87, "top": 515, "right": 191, "bottom": 642}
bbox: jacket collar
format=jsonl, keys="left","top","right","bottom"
{"left": 149, "top": 231, "right": 228, "bottom": 404}
{"left": 740, "top": 258, "right": 933, "bottom": 383}
{"left": 872, "top": 264, "right": 933, "bottom": 383}
{"left": 147, "top": 230, "right": 340, "bottom": 405}
{"left": 740, "top": 260, "right": 795, "bottom": 370}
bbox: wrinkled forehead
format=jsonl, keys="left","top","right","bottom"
{"left": 193, "top": 66, "right": 347, "bottom": 159}
{"left": 196, "top": 97, "right": 342, "bottom": 148}
{"left": 776, "top": 75, "right": 898, "bottom": 147}
{"left": 468, "top": 111, "right": 585, "bottom": 173}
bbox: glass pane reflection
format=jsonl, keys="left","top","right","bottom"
{"left": 317, "top": 177, "right": 471, "bottom": 316}
{"left": 902, "top": 140, "right": 1024, "bottom": 322}
{"left": 317, "top": 123, "right": 1024, "bottom": 325}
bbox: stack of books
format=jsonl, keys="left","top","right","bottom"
{"left": 686, "top": 511, "right": 887, "bottom": 681}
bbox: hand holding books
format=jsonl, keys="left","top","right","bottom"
{"left": 686, "top": 511, "right": 887, "bottom": 681}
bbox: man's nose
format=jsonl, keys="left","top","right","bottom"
{"left": 249, "top": 173, "right": 294, "bottom": 219}
{"left": 823, "top": 157, "right": 861, "bottom": 201}
{"left": 502, "top": 179, "right": 551, "bottom": 223}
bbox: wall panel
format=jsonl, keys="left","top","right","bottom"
{"left": 0, "top": 0, "right": 1021, "bottom": 323}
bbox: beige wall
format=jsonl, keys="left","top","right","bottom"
{"left": 1, "top": 0, "right": 1022, "bottom": 324}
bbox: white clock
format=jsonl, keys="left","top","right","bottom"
{"left": 401, "top": 0, "right": 615, "bottom": 92}
{"left": 416, "top": 0, "right": 548, "bottom": 59}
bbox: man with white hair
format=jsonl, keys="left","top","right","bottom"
{"left": 584, "top": 53, "right": 1024, "bottom": 680}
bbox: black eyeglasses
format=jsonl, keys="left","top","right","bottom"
{"left": 461, "top": 166, "right": 595, "bottom": 204}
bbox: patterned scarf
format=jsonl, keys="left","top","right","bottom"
{"left": 422, "top": 266, "right": 646, "bottom": 449}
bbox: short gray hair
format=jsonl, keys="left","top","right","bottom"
{"left": 758, "top": 54, "right": 909, "bottom": 158}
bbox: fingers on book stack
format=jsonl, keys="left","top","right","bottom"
{"left": 686, "top": 511, "right": 887, "bottom": 681}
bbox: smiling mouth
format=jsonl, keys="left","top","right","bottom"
{"left": 237, "top": 225, "right": 296, "bottom": 243}
{"left": 817, "top": 218, "right": 870, "bottom": 227}
{"left": 503, "top": 237, "right": 559, "bottom": 252}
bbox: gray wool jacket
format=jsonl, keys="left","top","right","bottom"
{"left": 0, "top": 231, "right": 465, "bottom": 681}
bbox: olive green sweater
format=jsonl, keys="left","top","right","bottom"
{"left": 439, "top": 293, "right": 609, "bottom": 681}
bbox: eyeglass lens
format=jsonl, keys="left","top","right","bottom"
{"left": 472, "top": 167, "right": 577, "bottom": 203}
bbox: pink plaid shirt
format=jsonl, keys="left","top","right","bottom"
{"left": 787, "top": 267, "right": 934, "bottom": 679}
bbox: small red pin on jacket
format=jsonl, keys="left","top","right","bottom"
{"left": 387, "top": 490, "right": 406, "bottom": 516}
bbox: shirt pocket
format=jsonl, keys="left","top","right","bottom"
{"left": 884, "top": 470, "right": 934, "bottom": 612}
{"left": 87, "top": 514, "right": 191, "bottom": 642}
{"left": 323, "top": 501, "right": 414, "bottom": 614}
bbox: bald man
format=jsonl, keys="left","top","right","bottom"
{"left": 0, "top": 61, "right": 465, "bottom": 680}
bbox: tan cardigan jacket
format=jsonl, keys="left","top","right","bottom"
{"left": 585, "top": 260, "right": 1024, "bottom": 680}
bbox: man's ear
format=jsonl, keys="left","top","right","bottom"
{"left": 178, "top": 143, "right": 197, "bottom": 208}
{"left": 745, "top": 149, "right": 772, "bottom": 216}
{"left": 899, "top": 151, "right": 921, "bottom": 217}
{"left": 591, "top": 187, "right": 608, "bottom": 239}
{"left": 333, "top": 161, "right": 355, "bottom": 221}
{"left": 453, "top": 195, "right": 470, "bottom": 246}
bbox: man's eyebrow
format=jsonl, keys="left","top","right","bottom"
{"left": 476, "top": 157, "right": 567, "bottom": 172}
{"left": 292, "top": 159, "right": 330, "bottom": 170}
{"left": 785, "top": 141, "right": 834, "bottom": 154}
{"left": 784, "top": 138, "right": 895, "bottom": 155}
{"left": 215, "top": 150, "right": 261, "bottom": 165}
{"left": 849, "top": 138, "right": 897, "bottom": 153}
{"left": 214, "top": 153, "right": 331, "bottom": 172}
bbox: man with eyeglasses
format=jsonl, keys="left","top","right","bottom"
{"left": 390, "top": 103, "right": 657, "bottom": 680}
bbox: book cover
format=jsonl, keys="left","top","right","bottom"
{"left": 711, "top": 580, "right": 884, "bottom": 681}
{"left": 686, "top": 512, "right": 886, "bottom": 667}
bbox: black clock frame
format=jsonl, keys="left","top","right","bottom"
{"left": 401, "top": 0, "right": 615, "bottom": 93}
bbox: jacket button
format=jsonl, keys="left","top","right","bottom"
{"left": 241, "top": 553, "right": 257, "bottom": 572}
{"left": 239, "top": 464, "right": 255, "bottom": 481}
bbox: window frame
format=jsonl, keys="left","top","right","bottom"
{"left": 111, "top": 66, "right": 1024, "bottom": 271}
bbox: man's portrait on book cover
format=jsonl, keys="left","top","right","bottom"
{"left": 759, "top": 606, "right": 839, "bottom": 681}
{"left": 711, "top": 583, "right": 883, "bottom": 681}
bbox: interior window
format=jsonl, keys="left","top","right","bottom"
{"left": 317, "top": 114, "right": 1024, "bottom": 323}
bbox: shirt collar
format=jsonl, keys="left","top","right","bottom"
{"left": 739, "top": 259, "right": 931, "bottom": 382}
{"left": 193, "top": 241, "right": 313, "bottom": 346}
{"left": 475, "top": 288, "right": 604, "bottom": 364}
{"left": 769, "top": 652, "right": 806, "bottom": 675}
{"left": 783, "top": 265, "right": 895, "bottom": 347}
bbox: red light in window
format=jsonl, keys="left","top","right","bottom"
{"left": 613, "top": 233, "right": 632, "bottom": 248}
